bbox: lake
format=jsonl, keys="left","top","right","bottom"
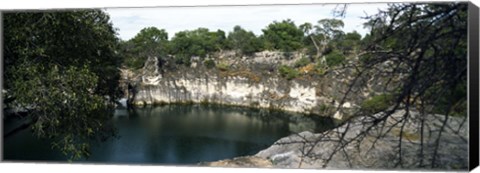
{"left": 3, "top": 104, "right": 336, "bottom": 165}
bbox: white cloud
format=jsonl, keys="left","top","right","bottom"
{"left": 105, "top": 3, "right": 389, "bottom": 41}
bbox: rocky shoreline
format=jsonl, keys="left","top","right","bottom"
{"left": 201, "top": 110, "right": 468, "bottom": 170}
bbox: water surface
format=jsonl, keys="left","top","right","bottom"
{"left": 4, "top": 104, "right": 335, "bottom": 165}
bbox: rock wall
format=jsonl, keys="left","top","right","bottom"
{"left": 122, "top": 52, "right": 392, "bottom": 120}
{"left": 131, "top": 73, "right": 339, "bottom": 117}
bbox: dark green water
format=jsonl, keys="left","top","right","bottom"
{"left": 3, "top": 104, "right": 335, "bottom": 165}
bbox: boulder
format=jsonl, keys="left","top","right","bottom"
{"left": 253, "top": 110, "right": 468, "bottom": 170}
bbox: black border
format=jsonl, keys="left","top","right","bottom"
{"left": 468, "top": 2, "right": 479, "bottom": 171}
{"left": 0, "top": 12, "right": 4, "bottom": 162}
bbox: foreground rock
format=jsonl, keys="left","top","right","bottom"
{"left": 256, "top": 110, "right": 468, "bottom": 170}
{"left": 199, "top": 156, "right": 273, "bottom": 168}
{"left": 202, "top": 110, "right": 468, "bottom": 170}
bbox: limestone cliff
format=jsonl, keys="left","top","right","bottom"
{"left": 120, "top": 51, "right": 394, "bottom": 120}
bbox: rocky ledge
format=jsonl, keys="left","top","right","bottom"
{"left": 202, "top": 110, "right": 468, "bottom": 170}
{"left": 121, "top": 53, "right": 396, "bottom": 120}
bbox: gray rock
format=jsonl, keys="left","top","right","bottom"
{"left": 254, "top": 110, "right": 468, "bottom": 170}
{"left": 199, "top": 156, "right": 273, "bottom": 168}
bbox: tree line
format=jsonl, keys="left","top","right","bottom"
{"left": 120, "top": 18, "right": 364, "bottom": 69}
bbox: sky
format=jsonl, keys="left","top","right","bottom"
{"left": 105, "top": 3, "right": 390, "bottom": 41}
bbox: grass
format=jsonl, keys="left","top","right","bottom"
{"left": 361, "top": 93, "right": 394, "bottom": 114}
{"left": 298, "top": 63, "right": 316, "bottom": 75}
{"left": 220, "top": 69, "right": 261, "bottom": 83}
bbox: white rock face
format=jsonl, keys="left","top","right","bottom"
{"left": 127, "top": 54, "right": 366, "bottom": 120}
{"left": 132, "top": 74, "right": 333, "bottom": 118}
{"left": 333, "top": 111, "right": 343, "bottom": 120}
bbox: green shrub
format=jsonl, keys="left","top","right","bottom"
{"left": 431, "top": 81, "right": 467, "bottom": 117}
{"left": 319, "top": 104, "right": 335, "bottom": 115}
{"left": 314, "top": 62, "right": 328, "bottom": 75}
{"left": 359, "top": 54, "right": 374, "bottom": 64}
{"left": 204, "top": 59, "right": 215, "bottom": 69}
{"left": 216, "top": 63, "right": 229, "bottom": 71}
{"left": 123, "top": 56, "right": 146, "bottom": 69}
{"left": 278, "top": 65, "right": 299, "bottom": 80}
{"left": 294, "top": 56, "right": 311, "bottom": 68}
{"left": 174, "top": 54, "right": 191, "bottom": 66}
{"left": 325, "top": 50, "right": 345, "bottom": 67}
{"left": 361, "top": 94, "right": 394, "bottom": 114}
{"left": 282, "top": 52, "right": 294, "bottom": 59}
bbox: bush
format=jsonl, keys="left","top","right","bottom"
{"left": 261, "top": 19, "right": 304, "bottom": 52}
{"left": 319, "top": 104, "right": 335, "bottom": 115}
{"left": 216, "top": 63, "right": 229, "bottom": 71}
{"left": 278, "top": 65, "right": 299, "bottom": 80}
{"left": 361, "top": 94, "right": 394, "bottom": 114}
{"left": 325, "top": 50, "right": 345, "bottom": 67}
{"left": 431, "top": 81, "right": 467, "bottom": 117}
{"left": 294, "top": 56, "right": 311, "bottom": 68}
{"left": 204, "top": 59, "right": 215, "bottom": 69}
{"left": 314, "top": 62, "right": 328, "bottom": 75}
{"left": 227, "top": 26, "right": 263, "bottom": 56}
{"left": 174, "top": 54, "right": 191, "bottom": 66}
{"left": 282, "top": 52, "right": 294, "bottom": 59}
{"left": 123, "top": 56, "right": 146, "bottom": 69}
{"left": 359, "top": 54, "right": 374, "bottom": 64}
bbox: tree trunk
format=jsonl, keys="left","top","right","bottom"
{"left": 310, "top": 34, "right": 328, "bottom": 64}
{"left": 309, "top": 35, "right": 322, "bottom": 63}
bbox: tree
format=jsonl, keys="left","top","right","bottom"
{"left": 316, "top": 19, "right": 345, "bottom": 40}
{"left": 3, "top": 10, "right": 120, "bottom": 160}
{"left": 131, "top": 27, "right": 169, "bottom": 54}
{"left": 314, "top": 19, "right": 345, "bottom": 63}
{"left": 261, "top": 19, "right": 304, "bottom": 52}
{"left": 4, "top": 10, "right": 122, "bottom": 102}
{"left": 213, "top": 29, "right": 228, "bottom": 51}
{"left": 299, "top": 22, "right": 313, "bottom": 35}
{"left": 170, "top": 28, "right": 227, "bottom": 63}
{"left": 335, "top": 31, "right": 362, "bottom": 55}
{"left": 121, "top": 27, "right": 169, "bottom": 69}
{"left": 299, "top": 19, "right": 345, "bottom": 63}
{"left": 264, "top": 3, "right": 468, "bottom": 169}
{"left": 349, "top": 3, "right": 468, "bottom": 168}
{"left": 227, "top": 25, "right": 263, "bottom": 56}
{"left": 299, "top": 22, "right": 319, "bottom": 61}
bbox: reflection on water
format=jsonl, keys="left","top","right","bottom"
{"left": 4, "top": 104, "right": 335, "bottom": 165}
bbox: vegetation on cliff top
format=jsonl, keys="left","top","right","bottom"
{"left": 119, "top": 18, "right": 360, "bottom": 71}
